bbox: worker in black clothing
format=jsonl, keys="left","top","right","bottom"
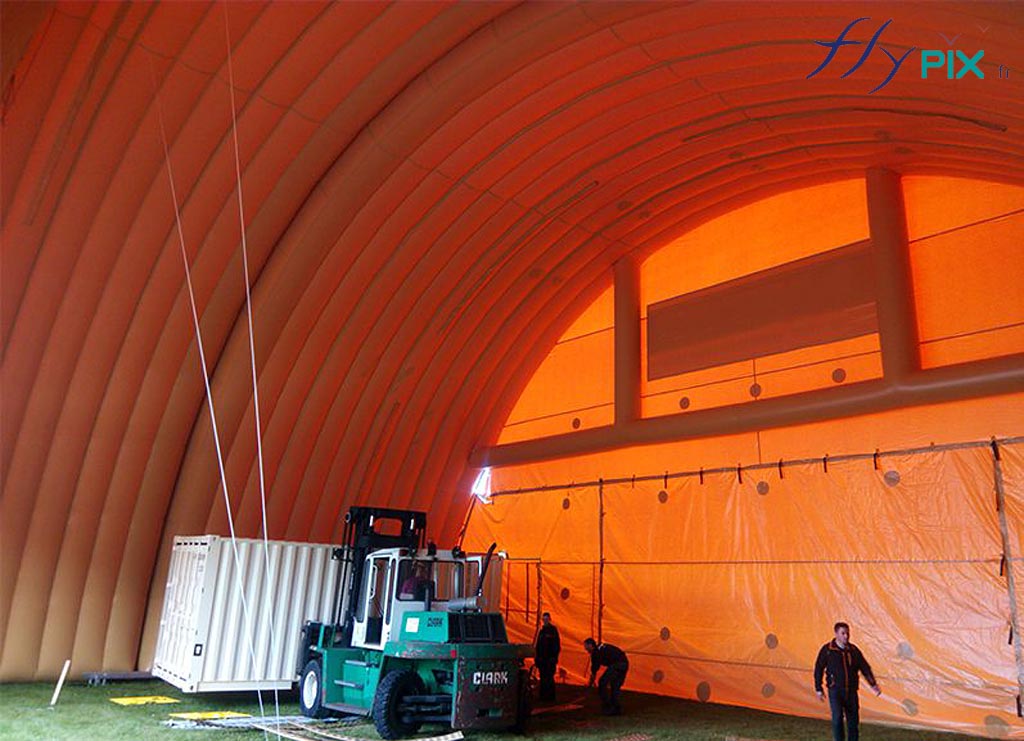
{"left": 814, "top": 622, "right": 881, "bottom": 741}
{"left": 583, "top": 637, "right": 629, "bottom": 715}
{"left": 535, "top": 612, "right": 561, "bottom": 702}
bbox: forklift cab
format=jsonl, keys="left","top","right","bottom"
{"left": 350, "top": 550, "right": 492, "bottom": 650}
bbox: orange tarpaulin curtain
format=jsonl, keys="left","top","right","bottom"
{"left": 999, "top": 443, "right": 1024, "bottom": 738}
{"left": 466, "top": 438, "right": 1024, "bottom": 737}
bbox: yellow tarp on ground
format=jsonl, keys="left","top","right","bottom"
{"left": 108, "top": 695, "right": 179, "bottom": 706}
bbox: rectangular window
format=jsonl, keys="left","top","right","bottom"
{"left": 397, "top": 560, "right": 465, "bottom": 602}
{"left": 647, "top": 241, "right": 878, "bottom": 380}
{"left": 911, "top": 212, "right": 1024, "bottom": 368}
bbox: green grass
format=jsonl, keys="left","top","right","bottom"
{"left": 0, "top": 680, "right": 997, "bottom": 741}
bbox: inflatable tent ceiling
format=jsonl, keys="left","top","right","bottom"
{"left": 2, "top": 0, "right": 1023, "bottom": 735}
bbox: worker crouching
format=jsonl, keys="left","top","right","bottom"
{"left": 583, "top": 638, "right": 629, "bottom": 715}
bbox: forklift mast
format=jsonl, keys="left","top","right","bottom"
{"left": 332, "top": 507, "right": 427, "bottom": 647}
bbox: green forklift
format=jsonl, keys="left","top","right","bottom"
{"left": 295, "top": 507, "right": 533, "bottom": 738}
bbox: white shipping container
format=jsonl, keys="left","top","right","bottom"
{"left": 153, "top": 535, "right": 344, "bottom": 692}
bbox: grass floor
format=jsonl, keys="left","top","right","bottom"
{"left": 0, "top": 679, "right": 998, "bottom": 741}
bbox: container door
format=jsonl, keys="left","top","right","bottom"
{"left": 153, "top": 537, "right": 214, "bottom": 690}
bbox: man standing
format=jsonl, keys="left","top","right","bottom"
{"left": 583, "top": 637, "right": 629, "bottom": 715}
{"left": 814, "top": 622, "right": 881, "bottom": 741}
{"left": 535, "top": 612, "right": 561, "bottom": 702}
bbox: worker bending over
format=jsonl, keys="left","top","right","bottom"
{"left": 583, "top": 638, "right": 629, "bottom": 715}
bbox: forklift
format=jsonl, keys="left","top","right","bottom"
{"left": 295, "top": 507, "right": 533, "bottom": 738}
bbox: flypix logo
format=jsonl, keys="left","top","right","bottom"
{"left": 807, "top": 17, "right": 1010, "bottom": 93}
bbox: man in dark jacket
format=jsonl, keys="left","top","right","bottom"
{"left": 535, "top": 612, "right": 561, "bottom": 702}
{"left": 584, "top": 637, "right": 629, "bottom": 715}
{"left": 814, "top": 622, "right": 881, "bottom": 741}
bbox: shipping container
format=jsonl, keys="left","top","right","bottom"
{"left": 153, "top": 535, "right": 344, "bottom": 692}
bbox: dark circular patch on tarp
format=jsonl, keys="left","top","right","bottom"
{"left": 678, "top": 396, "right": 690, "bottom": 409}
{"left": 884, "top": 470, "right": 901, "bottom": 486}
{"left": 658, "top": 490, "right": 669, "bottom": 503}
{"left": 696, "top": 681, "right": 711, "bottom": 702}
{"left": 652, "top": 670, "right": 664, "bottom": 683}
{"left": 562, "top": 497, "right": 571, "bottom": 510}
{"left": 901, "top": 698, "right": 918, "bottom": 716}
{"left": 897, "top": 641, "right": 913, "bottom": 659}
{"left": 571, "top": 417, "right": 581, "bottom": 429}
{"left": 761, "top": 682, "right": 775, "bottom": 698}
{"left": 832, "top": 368, "right": 847, "bottom": 383}
{"left": 560, "top": 587, "right": 570, "bottom": 600}
{"left": 985, "top": 715, "right": 1010, "bottom": 737}
{"left": 756, "top": 481, "right": 770, "bottom": 495}
{"left": 660, "top": 627, "right": 671, "bottom": 641}
{"left": 749, "top": 382, "right": 762, "bottom": 398}
{"left": 765, "top": 633, "right": 779, "bottom": 649}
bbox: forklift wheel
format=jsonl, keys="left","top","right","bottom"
{"left": 373, "top": 669, "right": 425, "bottom": 740}
{"left": 299, "top": 658, "right": 329, "bottom": 719}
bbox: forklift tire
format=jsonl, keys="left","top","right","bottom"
{"left": 511, "top": 668, "right": 532, "bottom": 734}
{"left": 373, "top": 669, "right": 425, "bottom": 740}
{"left": 299, "top": 658, "right": 329, "bottom": 719}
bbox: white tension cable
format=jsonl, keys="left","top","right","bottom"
{"left": 151, "top": 10, "right": 280, "bottom": 731}
{"left": 221, "top": 0, "right": 284, "bottom": 731}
